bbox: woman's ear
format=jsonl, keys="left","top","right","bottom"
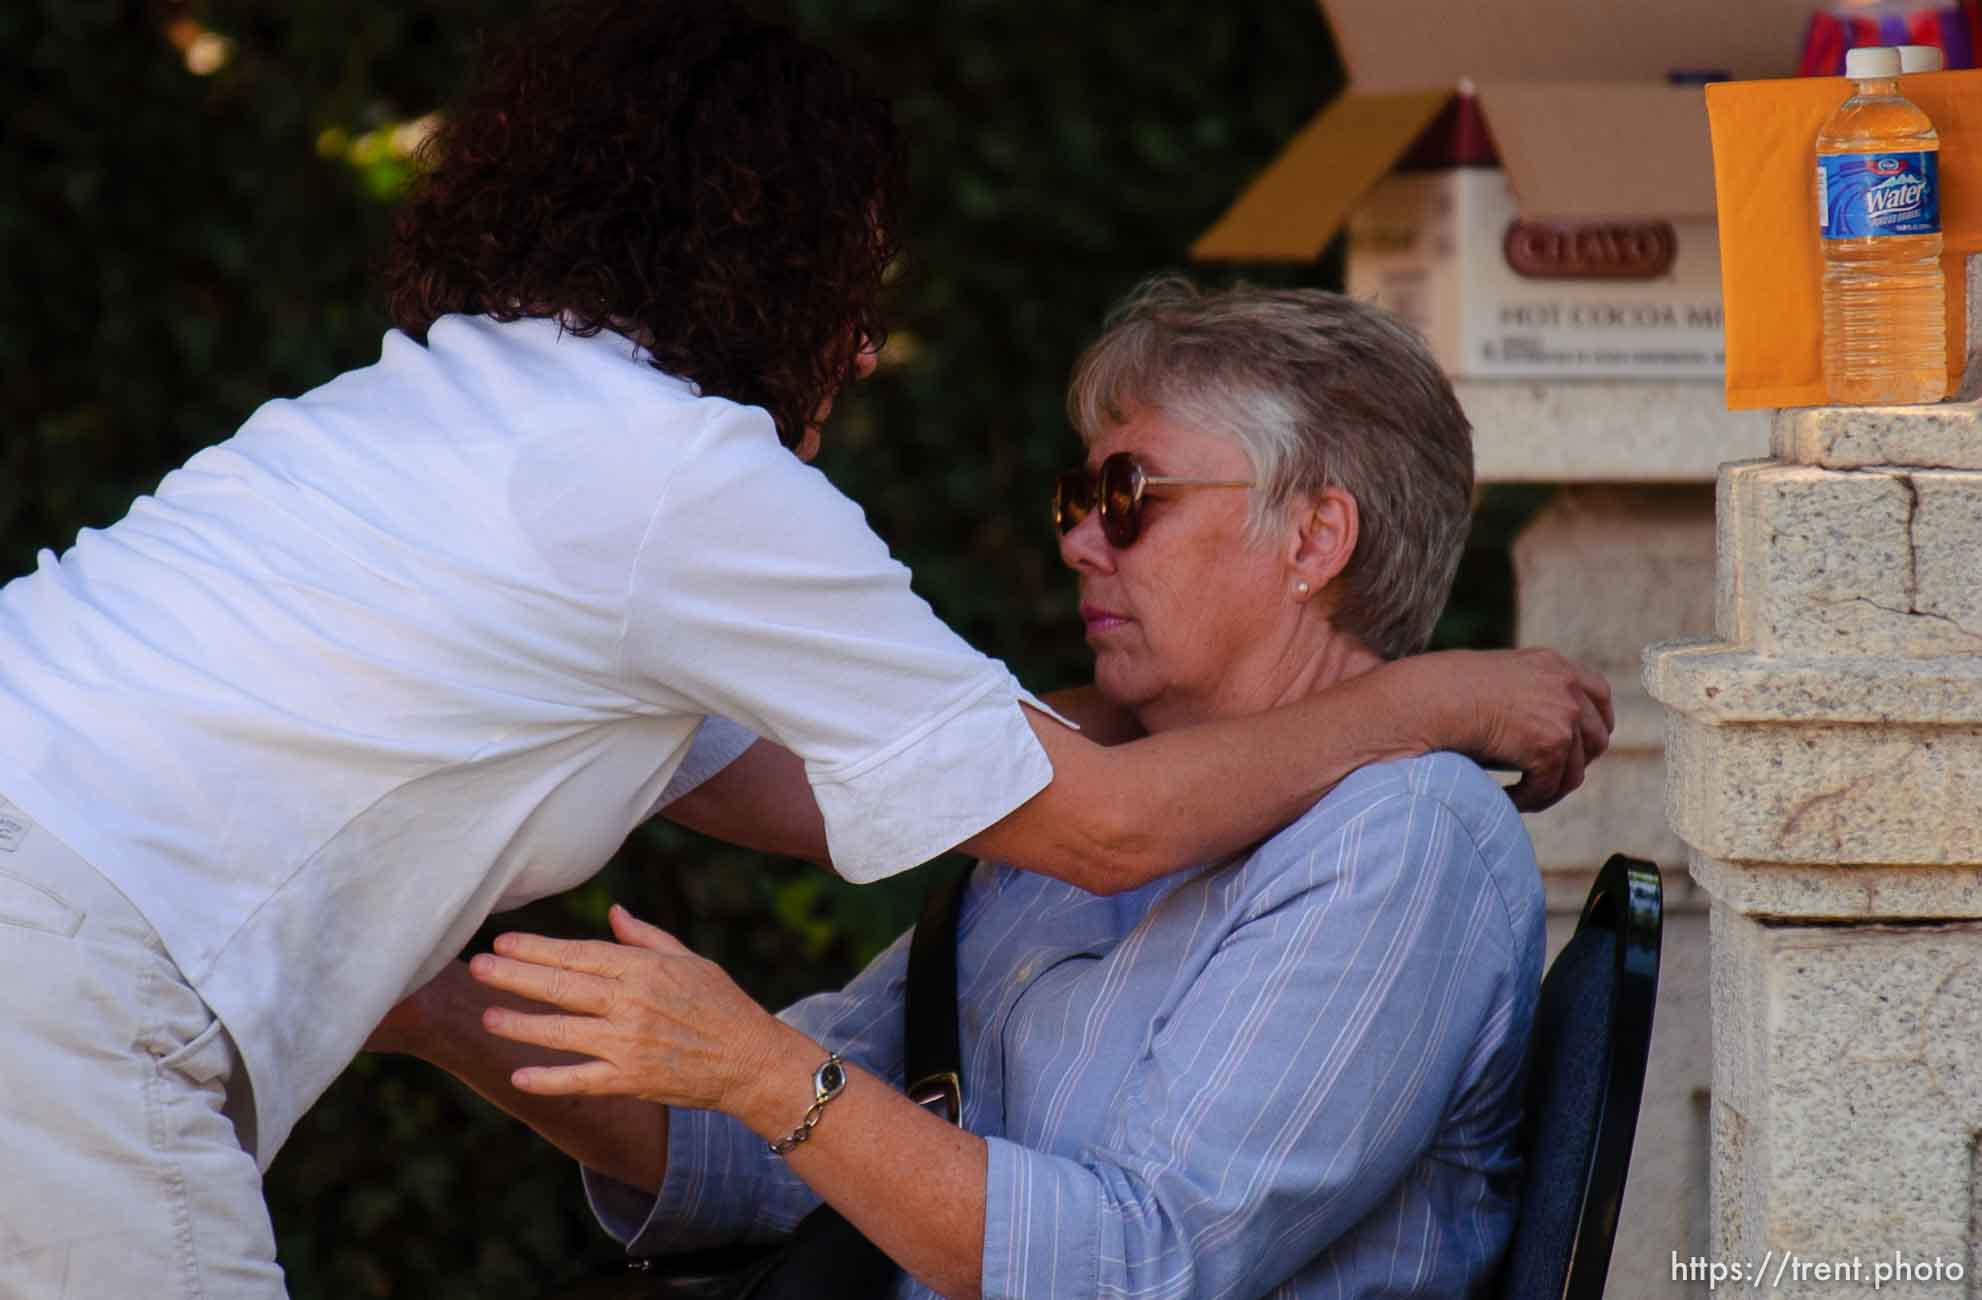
{"left": 1285, "top": 486, "right": 1358, "bottom": 602}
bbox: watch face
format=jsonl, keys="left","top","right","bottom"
{"left": 819, "top": 1059, "right": 847, "bottom": 1096}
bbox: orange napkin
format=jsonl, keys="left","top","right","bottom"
{"left": 1707, "top": 68, "right": 1982, "bottom": 410}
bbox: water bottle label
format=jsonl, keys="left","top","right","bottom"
{"left": 1817, "top": 151, "right": 1940, "bottom": 239}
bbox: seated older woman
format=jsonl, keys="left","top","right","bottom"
{"left": 389, "top": 279, "right": 1547, "bottom": 1298}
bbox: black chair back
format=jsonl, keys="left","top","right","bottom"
{"left": 1496, "top": 853, "right": 1662, "bottom": 1300}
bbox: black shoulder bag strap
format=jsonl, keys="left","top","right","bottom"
{"left": 903, "top": 862, "right": 970, "bottom": 1125}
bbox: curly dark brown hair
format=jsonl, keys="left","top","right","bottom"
{"left": 384, "top": 0, "right": 905, "bottom": 446}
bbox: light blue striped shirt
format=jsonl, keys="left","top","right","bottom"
{"left": 589, "top": 752, "right": 1544, "bottom": 1298}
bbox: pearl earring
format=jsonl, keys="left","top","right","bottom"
{"left": 1295, "top": 581, "right": 1310, "bottom": 596}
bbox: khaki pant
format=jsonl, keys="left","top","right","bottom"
{"left": 0, "top": 798, "right": 285, "bottom": 1298}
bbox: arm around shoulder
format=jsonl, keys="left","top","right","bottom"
{"left": 962, "top": 648, "right": 1609, "bottom": 895}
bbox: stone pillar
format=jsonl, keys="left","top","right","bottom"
{"left": 1646, "top": 399, "right": 1982, "bottom": 1298}
{"left": 1466, "top": 381, "right": 1769, "bottom": 1297}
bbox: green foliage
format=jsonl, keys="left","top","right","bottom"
{"left": 2, "top": 1, "right": 1532, "bottom": 1294}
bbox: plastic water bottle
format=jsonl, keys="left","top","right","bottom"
{"left": 1816, "top": 45, "right": 1946, "bottom": 405}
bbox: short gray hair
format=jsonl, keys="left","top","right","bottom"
{"left": 1066, "top": 276, "right": 1474, "bottom": 659}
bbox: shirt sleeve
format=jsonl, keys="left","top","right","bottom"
{"left": 618, "top": 403, "right": 1054, "bottom": 884}
{"left": 583, "top": 924, "right": 919, "bottom": 1254}
{"left": 980, "top": 790, "right": 1529, "bottom": 1300}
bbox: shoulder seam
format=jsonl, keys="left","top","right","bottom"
{"left": 1410, "top": 774, "right": 1527, "bottom": 964}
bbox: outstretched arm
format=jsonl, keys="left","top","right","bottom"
{"left": 662, "top": 649, "right": 1610, "bottom": 895}
{"left": 656, "top": 683, "right": 1143, "bottom": 866}
{"left": 968, "top": 647, "right": 1610, "bottom": 894}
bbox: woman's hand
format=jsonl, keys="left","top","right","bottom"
{"left": 468, "top": 905, "right": 786, "bottom": 1112}
{"left": 1407, "top": 648, "right": 1615, "bottom": 812}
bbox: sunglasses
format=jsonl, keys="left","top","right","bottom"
{"left": 1053, "top": 451, "right": 1251, "bottom": 548}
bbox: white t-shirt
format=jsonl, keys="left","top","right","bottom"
{"left": 0, "top": 314, "right": 1055, "bottom": 1165}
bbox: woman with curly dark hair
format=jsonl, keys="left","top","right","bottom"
{"left": 0, "top": 1, "right": 1608, "bottom": 1294}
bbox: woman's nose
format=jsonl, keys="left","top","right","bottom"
{"left": 1057, "top": 508, "right": 1115, "bottom": 575}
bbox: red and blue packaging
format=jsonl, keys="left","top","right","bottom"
{"left": 1799, "top": 0, "right": 1982, "bottom": 74}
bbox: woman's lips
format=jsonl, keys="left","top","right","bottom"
{"left": 1080, "top": 603, "right": 1131, "bottom": 635}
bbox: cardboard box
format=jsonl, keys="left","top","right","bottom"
{"left": 1347, "top": 165, "right": 1726, "bottom": 379}
{"left": 1192, "top": 0, "right": 1828, "bottom": 380}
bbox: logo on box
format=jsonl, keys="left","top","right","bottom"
{"left": 1503, "top": 221, "right": 1678, "bottom": 280}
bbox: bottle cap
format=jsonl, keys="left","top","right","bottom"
{"left": 1897, "top": 44, "right": 1945, "bottom": 72}
{"left": 1845, "top": 46, "right": 1902, "bottom": 78}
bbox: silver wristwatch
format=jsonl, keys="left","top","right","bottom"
{"left": 767, "top": 1052, "right": 848, "bottom": 1156}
